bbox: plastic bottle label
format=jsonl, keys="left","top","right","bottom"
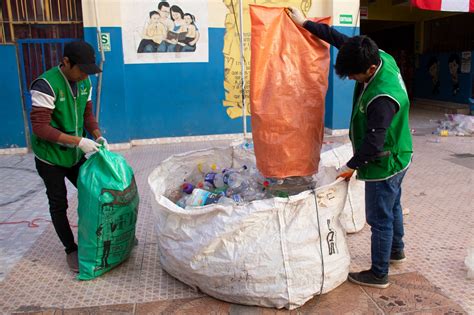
{"left": 187, "top": 189, "right": 223, "bottom": 206}
{"left": 204, "top": 172, "right": 217, "bottom": 187}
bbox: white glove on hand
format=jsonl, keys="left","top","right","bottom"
{"left": 287, "top": 7, "right": 306, "bottom": 26}
{"left": 96, "top": 136, "right": 109, "bottom": 150}
{"left": 78, "top": 138, "right": 101, "bottom": 153}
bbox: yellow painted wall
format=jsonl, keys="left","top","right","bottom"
{"left": 82, "top": 0, "right": 360, "bottom": 28}
{"left": 82, "top": 0, "right": 122, "bottom": 27}
{"left": 83, "top": 0, "right": 229, "bottom": 28}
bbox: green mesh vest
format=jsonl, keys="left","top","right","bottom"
{"left": 31, "top": 66, "right": 91, "bottom": 167}
{"left": 350, "top": 51, "right": 413, "bottom": 181}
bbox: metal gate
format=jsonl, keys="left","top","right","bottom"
{"left": 16, "top": 38, "right": 78, "bottom": 148}
{"left": 17, "top": 38, "right": 78, "bottom": 112}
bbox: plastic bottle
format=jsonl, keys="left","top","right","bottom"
{"left": 181, "top": 183, "right": 194, "bottom": 194}
{"left": 176, "top": 194, "right": 191, "bottom": 208}
{"left": 216, "top": 196, "right": 235, "bottom": 205}
{"left": 185, "top": 188, "right": 226, "bottom": 207}
{"left": 197, "top": 181, "right": 214, "bottom": 191}
{"left": 204, "top": 172, "right": 226, "bottom": 189}
{"left": 226, "top": 172, "right": 246, "bottom": 190}
{"left": 204, "top": 172, "right": 217, "bottom": 188}
{"left": 247, "top": 166, "right": 266, "bottom": 184}
{"left": 197, "top": 162, "right": 218, "bottom": 174}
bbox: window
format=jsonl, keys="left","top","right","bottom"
{"left": 0, "top": 0, "right": 83, "bottom": 43}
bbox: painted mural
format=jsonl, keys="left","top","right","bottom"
{"left": 415, "top": 51, "right": 473, "bottom": 104}
{"left": 222, "top": 0, "right": 312, "bottom": 119}
{"left": 121, "top": 0, "right": 209, "bottom": 63}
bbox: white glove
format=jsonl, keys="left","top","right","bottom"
{"left": 96, "top": 136, "right": 109, "bottom": 150}
{"left": 78, "top": 138, "right": 101, "bottom": 153}
{"left": 287, "top": 7, "right": 306, "bottom": 26}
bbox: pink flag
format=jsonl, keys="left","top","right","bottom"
{"left": 412, "top": 0, "right": 474, "bottom": 12}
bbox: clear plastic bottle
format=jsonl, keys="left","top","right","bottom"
{"left": 204, "top": 172, "right": 226, "bottom": 189}
{"left": 176, "top": 194, "right": 191, "bottom": 208}
{"left": 225, "top": 173, "right": 249, "bottom": 197}
{"left": 213, "top": 172, "right": 226, "bottom": 188}
{"left": 217, "top": 196, "right": 235, "bottom": 205}
{"left": 197, "top": 181, "right": 214, "bottom": 191}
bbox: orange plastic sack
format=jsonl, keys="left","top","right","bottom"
{"left": 250, "top": 5, "right": 330, "bottom": 178}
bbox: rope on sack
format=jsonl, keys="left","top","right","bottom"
{"left": 277, "top": 197, "right": 293, "bottom": 306}
{"left": 311, "top": 189, "right": 325, "bottom": 297}
{"left": 332, "top": 146, "right": 357, "bottom": 231}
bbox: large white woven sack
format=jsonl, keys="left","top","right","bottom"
{"left": 320, "top": 143, "right": 366, "bottom": 233}
{"left": 148, "top": 146, "right": 350, "bottom": 309}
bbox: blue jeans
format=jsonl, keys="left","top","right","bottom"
{"left": 365, "top": 169, "right": 407, "bottom": 277}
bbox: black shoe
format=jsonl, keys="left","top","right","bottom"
{"left": 348, "top": 270, "right": 389, "bottom": 289}
{"left": 390, "top": 250, "right": 407, "bottom": 264}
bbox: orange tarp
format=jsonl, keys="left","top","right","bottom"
{"left": 250, "top": 5, "right": 331, "bottom": 178}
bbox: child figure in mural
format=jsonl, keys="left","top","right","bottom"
{"left": 181, "top": 13, "right": 200, "bottom": 52}
{"left": 448, "top": 54, "right": 460, "bottom": 96}
{"left": 428, "top": 56, "right": 440, "bottom": 95}
{"left": 94, "top": 196, "right": 118, "bottom": 271}
{"left": 137, "top": 11, "right": 167, "bottom": 53}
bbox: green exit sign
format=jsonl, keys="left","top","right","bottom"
{"left": 339, "top": 14, "right": 353, "bottom": 25}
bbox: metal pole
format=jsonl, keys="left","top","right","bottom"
{"left": 94, "top": 0, "right": 105, "bottom": 122}
{"left": 238, "top": 0, "right": 247, "bottom": 138}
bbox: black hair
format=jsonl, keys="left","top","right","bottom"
{"left": 184, "top": 13, "right": 195, "bottom": 24}
{"left": 170, "top": 5, "right": 184, "bottom": 20}
{"left": 334, "top": 35, "right": 380, "bottom": 78}
{"left": 149, "top": 10, "right": 159, "bottom": 18}
{"left": 158, "top": 1, "right": 170, "bottom": 10}
{"left": 448, "top": 54, "right": 460, "bottom": 65}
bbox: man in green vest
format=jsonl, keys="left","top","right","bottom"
{"left": 288, "top": 8, "right": 413, "bottom": 289}
{"left": 29, "top": 41, "right": 109, "bottom": 272}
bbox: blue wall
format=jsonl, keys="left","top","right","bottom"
{"left": 324, "top": 26, "right": 358, "bottom": 130}
{"left": 0, "top": 45, "right": 26, "bottom": 149}
{"left": 414, "top": 51, "right": 473, "bottom": 104}
{"left": 84, "top": 27, "right": 248, "bottom": 143}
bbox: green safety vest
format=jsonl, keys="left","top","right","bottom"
{"left": 31, "top": 66, "right": 91, "bottom": 167}
{"left": 350, "top": 51, "right": 413, "bottom": 181}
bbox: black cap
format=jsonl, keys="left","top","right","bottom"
{"left": 63, "top": 41, "right": 102, "bottom": 74}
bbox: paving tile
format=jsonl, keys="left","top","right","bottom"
{"left": 12, "top": 308, "right": 63, "bottom": 315}
{"left": 62, "top": 303, "right": 134, "bottom": 315}
{"left": 136, "top": 297, "right": 231, "bottom": 315}
{"left": 296, "top": 281, "right": 383, "bottom": 314}
{"left": 402, "top": 306, "right": 468, "bottom": 315}
{"left": 361, "top": 272, "right": 467, "bottom": 314}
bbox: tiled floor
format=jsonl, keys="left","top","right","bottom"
{"left": 6, "top": 272, "right": 468, "bottom": 314}
{"left": 0, "top": 108, "right": 472, "bottom": 314}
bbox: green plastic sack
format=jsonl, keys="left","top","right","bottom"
{"left": 77, "top": 147, "right": 139, "bottom": 280}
